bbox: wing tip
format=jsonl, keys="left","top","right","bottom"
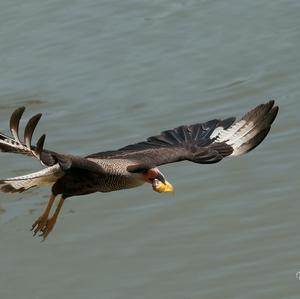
{"left": 0, "top": 183, "right": 26, "bottom": 193}
{"left": 231, "top": 126, "right": 271, "bottom": 156}
{"left": 242, "top": 100, "right": 278, "bottom": 122}
{"left": 229, "top": 100, "right": 279, "bottom": 156}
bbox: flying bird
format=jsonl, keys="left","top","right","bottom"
{"left": 0, "top": 101, "right": 278, "bottom": 239}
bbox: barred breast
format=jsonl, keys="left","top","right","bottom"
{"left": 87, "top": 158, "right": 145, "bottom": 192}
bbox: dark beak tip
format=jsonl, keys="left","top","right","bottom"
{"left": 156, "top": 173, "right": 166, "bottom": 184}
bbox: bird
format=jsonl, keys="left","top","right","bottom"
{"left": 0, "top": 101, "right": 278, "bottom": 239}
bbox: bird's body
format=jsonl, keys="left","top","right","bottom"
{"left": 53, "top": 158, "right": 146, "bottom": 195}
{"left": 0, "top": 101, "right": 278, "bottom": 239}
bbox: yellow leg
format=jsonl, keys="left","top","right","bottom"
{"left": 31, "top": 194, "right": 56, "bottom": 236}
{"left": 40, "top": 196, "right": 65, "bottom": 240}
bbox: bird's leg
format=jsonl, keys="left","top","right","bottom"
{"left": 39, "top": 196, "right": 65, "bottom": 240}
{"left": 31, "top": 193, "right": 56, "bottom": 236}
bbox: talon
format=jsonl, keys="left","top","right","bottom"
{"left": 31, "top": 195, "right": 65, "bottom": 240}
{"left": 38, "top": 218, "right": 55, "bottom": 240}
{"left": 31, "top": 219, "right": 40, "bottom": 231}
{"left": 31, "top": 215, "right": 48, "bottom": 236}
{"left": 30, "top": 194, "right": 57, "bottom": 238}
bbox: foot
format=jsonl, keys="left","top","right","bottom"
{"left": 30, "top": 195, "right": 64, "bottom": 240}
{"left": 31, "top": 194, "right": 56, "bottom": 237}
{"left": 31, "top": 214, "right": 48, "bottom": 236}
{"left": 39, "top": 216, "right": 57, "bottom": 240}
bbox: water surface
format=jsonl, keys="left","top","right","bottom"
{"left": 0, "top": 1, "right": 299, "bottom": 298}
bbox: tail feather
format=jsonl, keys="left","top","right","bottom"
{"left": 0, "top": 164, "right": 63, "bottom": 193}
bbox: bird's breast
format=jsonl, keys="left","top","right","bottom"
{"left": 87, "top": 158, "right": 145, "bottom": 192}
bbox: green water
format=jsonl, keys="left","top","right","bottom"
{"left": 0, "top": 1, "right": 299, "bottom": 298}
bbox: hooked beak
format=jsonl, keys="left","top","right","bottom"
{"left": 152, "top": 173, "right": 174, "bottom": 193}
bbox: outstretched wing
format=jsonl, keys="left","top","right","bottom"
{"left": 87, "top": 101, "right": 278, "bottom": 171}
{"left": 0, "top": 164, "right": 63, "bottom": 193}
{"left": 0, "top": 107, "right": 57, "bottom": 166}
{"left": 0, "top": 107, "right": 106, "bottom": 171}
{"left": 0, "top": 107, "right": 107, "bottom": 193}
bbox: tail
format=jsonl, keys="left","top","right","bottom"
{"left": 213, "top": 100, "right": 278, "bottom": 156}
{"left": 0, "top": 107, "right": 56, "bottom": 166}
{"left": 0, "top": 164, "right": 63, "bottom": 193}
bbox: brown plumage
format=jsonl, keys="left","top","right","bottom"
{"left": 0, "top": 101, "right": 278, "bottom": 239}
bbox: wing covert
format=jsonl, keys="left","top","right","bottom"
{"left": 86, "top": 118, "right": 235, "bottom": 169}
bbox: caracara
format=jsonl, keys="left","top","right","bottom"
{"left": 0, "top": 101, "right": 278, "bottom": 239}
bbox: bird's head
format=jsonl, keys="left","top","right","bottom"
{"left": 142, "top": 167, "right": 174, "bottom": 193}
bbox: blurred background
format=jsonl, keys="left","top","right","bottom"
{"left": 0, "top": 1, "right": 299, "bottom": 298}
